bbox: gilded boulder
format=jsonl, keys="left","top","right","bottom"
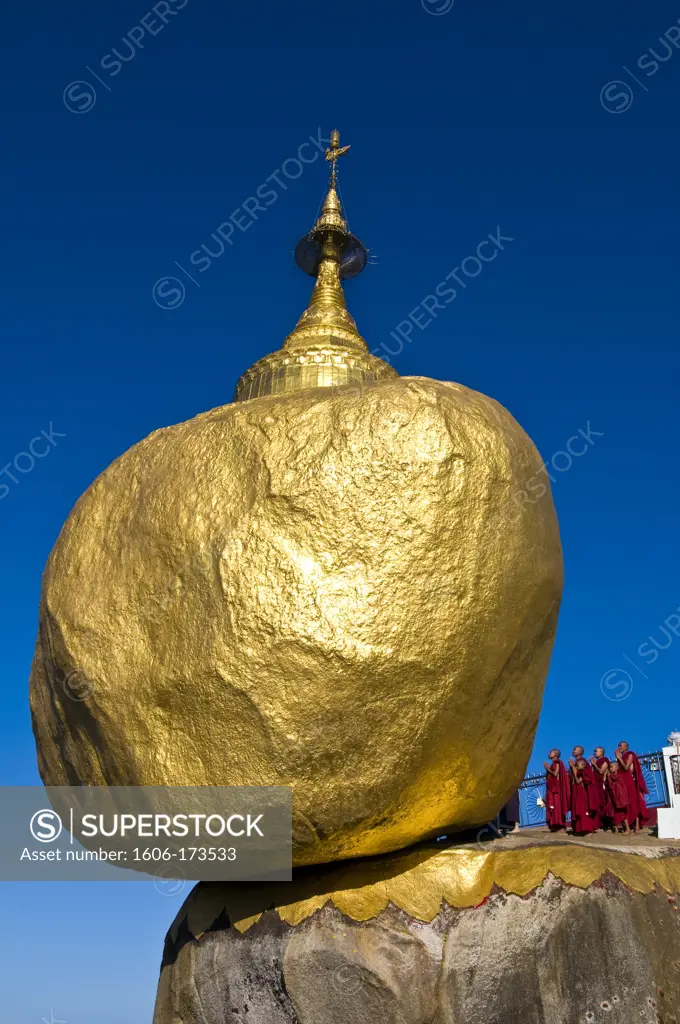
{"left": 30, "top": 376, "right": 562, "bottom": 865}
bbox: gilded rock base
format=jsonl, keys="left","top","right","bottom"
{"left": 154, "top": 837, "right": 680, "bottom": 1024}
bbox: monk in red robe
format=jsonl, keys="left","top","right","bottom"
{"left": 607, "top": 762, "right": 631, "bottom": 833}
{"left": 590, "top": 747, "right": 611, "bottom": 828}
{"left": 543, "top": 748, "right": 570, "bottom": 831}
{"left": 570, "top": 758, "right": 600, "bottom": 835}
{"left": 615, "top": 741, "right": 649, "bottom": 833}
{"left": 570, "top": 746, "right": 600, "bottom": 830}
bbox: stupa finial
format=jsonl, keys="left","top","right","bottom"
{"left": 325, "top": 129, "right": 351, "bottom": 188}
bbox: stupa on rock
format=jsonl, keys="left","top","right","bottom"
{"left": 30, "top": 131, "right": 563, "bottom": 868}
{"left": 30, "top": 130, "right": 680, "bottom": 1024}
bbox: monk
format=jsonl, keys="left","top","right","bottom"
{"left": 615, "top": 741, "right": 649, "bottom": 833}
{"left": 607, "top": 761, "right": 631, "bottom": 833}
{"left": 543, "top": 749, "right": 570, "bottom": 831}
{"left": 570, "top": 745, "right": 590, "bottom": 778}
{"left": 570, "top": 746, "right": 600, "bottom": 830}
{"left": 570, "top": 758, "right": 600, "bottom": 835}
{"left": 590, "top": 747, "right": 611, "bottom": 828}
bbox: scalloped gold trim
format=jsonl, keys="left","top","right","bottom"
{"left": 172, "top": 842, "right": 680, "bottom": 942}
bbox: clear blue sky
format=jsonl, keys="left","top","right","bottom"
{"left": 2, "top": 0, "right": 680, "bottom": 1018}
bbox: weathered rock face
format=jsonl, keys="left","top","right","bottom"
{"left": 30, "top": 378, "right": 562, "bottom": 866}
{"left": 155, "top": 865, "right": 680, "bottom": 1024}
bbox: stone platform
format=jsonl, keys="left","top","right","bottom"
{"left": 154, "top": 830, "right": 680, "bottom": 1024}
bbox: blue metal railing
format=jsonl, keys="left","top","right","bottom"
{"left": 519, "top": 751, "right": 669, "bottom": 829}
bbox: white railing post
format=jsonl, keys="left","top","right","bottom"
{"left": 658, "top": 736, "right": 680, "bottom": 838}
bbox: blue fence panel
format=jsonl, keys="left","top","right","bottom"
{"left": 639, "top": 752, "right": 668, "bottom": 808}
{"left": 519, "top": 774, "right": 547, "bottom": 828}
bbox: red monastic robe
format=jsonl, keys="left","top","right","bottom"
{"left": 594, "top": 757, "right": 611, "bottom": 820}
{"left": 571, "top": 768, "right": 600, "bottom": 834}
{"left": 580, "top": 763, "right": 601, "bottom": 830}
{"left": 545, "top": 760, "right": 570, "bottom": 830}
{"left": 608, "top": 771, "right": 629, "bottom": 826}
{"left": 619, "top": 751, "right": 649, "bottom": 827}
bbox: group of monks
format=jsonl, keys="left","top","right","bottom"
{"left": 544, "top": 741, "right": 650, "bottom": 835}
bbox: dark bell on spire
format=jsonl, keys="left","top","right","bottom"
{"left": 294, "top": 232, "right": 368, "bottom": 280}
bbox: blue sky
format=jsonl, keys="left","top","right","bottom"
{"left": 3, "top": 0, "right": 680, "bottom": 1018}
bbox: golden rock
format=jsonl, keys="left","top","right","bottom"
{"left": 30, "top": 131, "right": 562, "bottom": 867}
{"left": 30, "top": 374, "right": 562, "bottom": 866}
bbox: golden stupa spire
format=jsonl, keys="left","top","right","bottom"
{"left": 234, "top": 130, "right": 397, "bottom": 403}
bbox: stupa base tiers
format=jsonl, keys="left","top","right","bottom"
{"left": 153, "top": 836, "right": 680, "bottom": 1024}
